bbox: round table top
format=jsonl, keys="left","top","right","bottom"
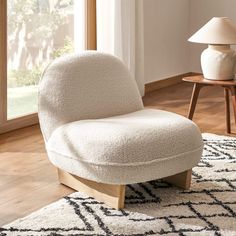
{"left": 183, "top": 75, "right": 236, "bottom": 86}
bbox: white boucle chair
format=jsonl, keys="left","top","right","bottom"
{"left": 38, "top": 51, "right": 203, "bottom": 209}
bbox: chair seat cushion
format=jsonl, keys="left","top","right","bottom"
{"left": 46, "top": 109, "right": 203, "bottom": 184}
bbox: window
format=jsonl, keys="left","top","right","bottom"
{"left": 0, "top": 0, "right": 96, "bottom": 133}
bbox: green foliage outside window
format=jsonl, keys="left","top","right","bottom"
{"left": 8, "top": 0, "right": 74, "bottom": 87}
{"left": 51, "top": 36, "right": 74, "bottom": 59}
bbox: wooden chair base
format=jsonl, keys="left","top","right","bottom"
{"left": 57, "top": 168, "right": 125, "bottom": 210}
{"left": 58, "top": 168, "right": 192, "bottom": 209}
{"left": 163, "top": 169, "right": 192, "bottom": 190}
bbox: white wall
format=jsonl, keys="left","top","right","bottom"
{"left": 144, "top": 0, "right": 236, "bottom": 83}
{"left": 189, "top": 0, "right": 236, "bottom": 72}
{"left": 143, "top": 0, "right": 190, "bottom": 83}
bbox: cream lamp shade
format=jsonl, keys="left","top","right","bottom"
{"left": 188, "top": 17, "right": 236, "bottom": 80}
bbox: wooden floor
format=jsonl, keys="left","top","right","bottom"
{"left": 0, "top": 81, "right": 235, "bottom": 226}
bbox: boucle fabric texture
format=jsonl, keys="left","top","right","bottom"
{"left": 38, "top": 51, "right": 203, "bottom": 185}
{"left": 47, "top": 109, "right": 203, "bottom": 184}
{"left": 38, "top": 51, "right": 143, "bottom": 141}
{"left": 1, "top": 133, "right": 236, "bottom": 236}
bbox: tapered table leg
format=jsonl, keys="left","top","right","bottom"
{"left": 224, "top": 88, "right": 231, "bottom": 133}
{"left": 187, "top": 83, "right": 203, "bottom": 120}
{"left": 230, "top": 86, "right": 236, "bottom": 128}
{"left": 183, "top": 75, "right": 236, "bottom": 133}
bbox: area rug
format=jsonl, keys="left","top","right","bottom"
{"left": 0, "top": 133, "right": 236, "bottom": 236}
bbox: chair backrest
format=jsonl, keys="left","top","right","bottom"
{"left": 38, "top": 51, "right": 143, "bottom": 141}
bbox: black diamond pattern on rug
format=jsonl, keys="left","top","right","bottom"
{"left": 0, "top": 133, "right": 236, "bottom": 236}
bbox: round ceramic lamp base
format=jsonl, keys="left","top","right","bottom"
{"left": 201, "top": 45, "right": 236, "bottom": 80}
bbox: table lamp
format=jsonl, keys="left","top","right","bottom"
{"left": 188, "top": 17, "right": 236, "bottom": 81}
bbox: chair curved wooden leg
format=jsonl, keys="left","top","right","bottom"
{"left": 57, "top": 168, "right": 126, "bottom": 209}
{"left": 163, "top": 169, "right": 192, "bottom": 190}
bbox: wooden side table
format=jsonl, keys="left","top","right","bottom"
{"left": 183, "top": 75, "right": 236, "bottom": 133}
